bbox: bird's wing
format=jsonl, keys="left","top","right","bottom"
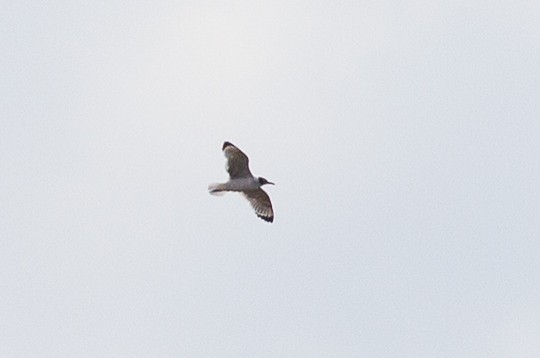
{"left": 222, "top": 141, "right": 252, "bottom": 178}
{"left": 242, "top": 189, "right": 274, "bottom": 222}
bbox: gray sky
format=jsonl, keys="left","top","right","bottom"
{"left": 1, "top": 1, "right": 539, "bottom": 357}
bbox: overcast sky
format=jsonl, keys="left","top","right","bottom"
{"left": 1, "top": 1, "right": 539, "bottom": 357}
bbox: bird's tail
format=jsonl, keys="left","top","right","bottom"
{"left": 208, "top": 183, "right": 227, "bottom": 196}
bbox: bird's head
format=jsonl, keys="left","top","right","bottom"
{"left": 258, "top": 177, "right": 275, "bottom": 186}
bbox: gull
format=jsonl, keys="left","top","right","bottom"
{"left": 208, "top": 141, "right": 275, "bottom": 222}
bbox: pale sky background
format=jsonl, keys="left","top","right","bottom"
{"left": 1, "top": 1, "right": 540, "bottom": 357}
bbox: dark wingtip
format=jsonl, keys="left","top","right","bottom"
{"left": 222, "top": 141, "right": 234, "bottom": 150}
{"left": 258, "top": 215, "right": 274, "bottom": 223}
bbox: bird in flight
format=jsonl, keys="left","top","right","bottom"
{"left": 208, "top": 141, "right": 275, "bottom": 222}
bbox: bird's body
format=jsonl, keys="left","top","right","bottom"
{"left": 208, "top": 142, "right": 275, "bottom": 222}
{"left": 209, "top": 177, "right": 260, "bottom": 192}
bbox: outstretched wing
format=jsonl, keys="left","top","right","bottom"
{"left": 242, "top": 189, "right": 274, "bottom": 222}
{"left": 222, "top": 141, "right": 252, "bottom": 179}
